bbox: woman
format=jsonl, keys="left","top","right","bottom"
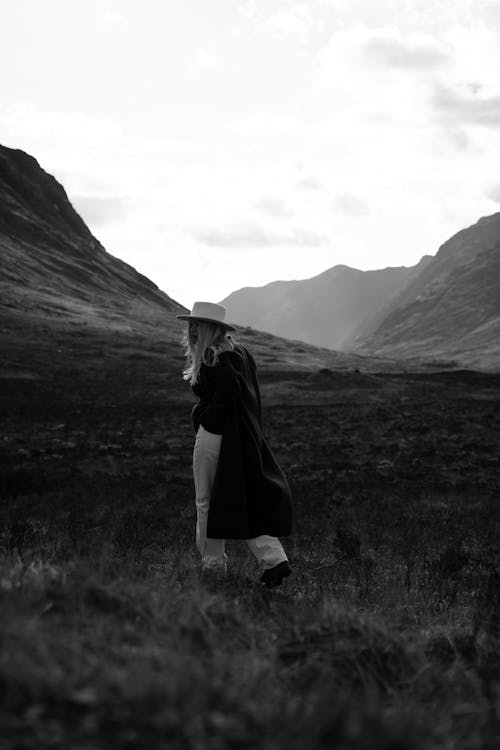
{"left": 177, "top": 301, "right": 293, "bottom": 587}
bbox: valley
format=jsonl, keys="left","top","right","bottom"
{"left": 1, "top": 143, "right": 500, "bottom": 749}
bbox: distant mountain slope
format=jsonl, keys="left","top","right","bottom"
{"left": 1, "top": 143, "right": 409, "bottom": 385}
{"left": 221, "top": 258, "right": 431, "bottom": 350}
{"left": 0, "top": 144, "right": 183, "bottom": 329}
{"left": 355, "top": 214, "right": 500, "bottom": 369}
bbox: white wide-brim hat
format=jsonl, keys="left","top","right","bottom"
{"left": 176, "top": 301, "right": 235, "bottom": 331}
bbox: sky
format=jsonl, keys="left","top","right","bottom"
{"left": 2, "top": 0, "right": 500, "bottom": 308}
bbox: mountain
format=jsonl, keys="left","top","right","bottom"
{"left": 355, "top": 214, "right": 500, "bottom": 369}
{"left": 1, "top": 144, "right": 407, "bottom": 394}
{"left": 221, "top": 258, "right": 432, "bottom": 350}
{"left": 0, "top": 144, "right": 184, "bottom": 331}
{"left": 222, "top": 213, "right": 500, "bottom": 370}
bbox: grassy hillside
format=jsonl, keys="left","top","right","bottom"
{"left": 356, "top": 215, "right": 500, "bottom": 369}
{"left": 1, "top": 317, "right": 500, "bottom": 749}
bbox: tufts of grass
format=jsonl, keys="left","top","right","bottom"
{"left": 0, "top": 545, "right": 499, "bottom": 749}
{"left": 1, "top": 365, "right": 500, "bottom": 747}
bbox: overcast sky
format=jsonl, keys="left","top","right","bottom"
{"left": 2, "top": 0, "right": 500, "bottom": 308}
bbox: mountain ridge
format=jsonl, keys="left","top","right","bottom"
{"left": 355, "top": 213, "right": 500, "bottom": 368}
{"left": 221, "top": 256, "right": 432, "bottom": 350}
{"left": 0, "top": 143, "right": 184, "bottom": 329}
{"left": 221, "top": 212, "right": 500, "bottom": 369}
{"left": 4, "top": 142, "right": 496, "bottom": 372}
{"left": 1, "top": 143, "right": 410, "bottom": 383}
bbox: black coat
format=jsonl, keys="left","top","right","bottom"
{"left": 191, "top": 344, "right": 293, "bottom": 539}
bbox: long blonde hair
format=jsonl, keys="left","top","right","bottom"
{"left": 182, "top": 321, "right": 236, "bottom": 385}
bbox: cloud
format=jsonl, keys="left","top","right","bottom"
{"left": 336, "top": 193, "right": 370, "bottom": 216}
{"left": 442, "top": 127, "right": 474, "bottom": 151}
{"left": 192, "top": 222, "right": 324, "bottom": 248}
{"left": 316, "top": 25, "right": 450, "bottom": 94}
{"left": 433, "top": 84, "right": 500, "bottom": 128}
{"left": 252, "top": 197, "right": 294, "bottom": 217}
{"left": 484, "top": 184, "right": 500, "bottom": 203}
{"left": 362, "top": 28, "right": 450, "bottom": 69}
{"left": 194, "top": 49, "right": 219, "bottom": 70}
{"left": 0, "top": 104, "right": 124, "bottom": 154}
{"left": 295, "top": 175, "right": 322, "bottom": 191}
{"left": 265, "top": 4, "right": 320, "bottom": 42}
{"left": 238, "top": 1, "right": 321, "bottom": 43}
{"left": 229, "top": 112, "right": 298, "bottom": 137}
{"left": 72, "top": 195, "right": 127, "bottom": 227}
{"left": 313, "top": 21, "right": 500, "bottom": 152}
{"left": 313, "top": 26, "right": 437, "bottom": 123}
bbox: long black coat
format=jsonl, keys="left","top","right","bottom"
{"left": 191, "top": 345, "right": 293, "bottom": 539}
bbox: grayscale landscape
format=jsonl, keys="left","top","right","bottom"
{"left": 1, "top": 145, "right": 500, "bottom": 749}
{"left": 3, "top": 1, "right": 500, "bottom": 746}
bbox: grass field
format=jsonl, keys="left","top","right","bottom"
{"left": 1, "top": 319, "right": 500, "bottom": 749}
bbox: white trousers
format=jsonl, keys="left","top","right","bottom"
{"left": 193, "top": 425, "right": 288, "bottom": 571}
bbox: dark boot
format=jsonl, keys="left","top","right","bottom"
{"left": 260, "top": 561, "right": 292, "bottom": 588}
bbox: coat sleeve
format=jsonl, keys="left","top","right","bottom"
{"left": 199, "top": 362, "right": 241, "bottom": 434}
